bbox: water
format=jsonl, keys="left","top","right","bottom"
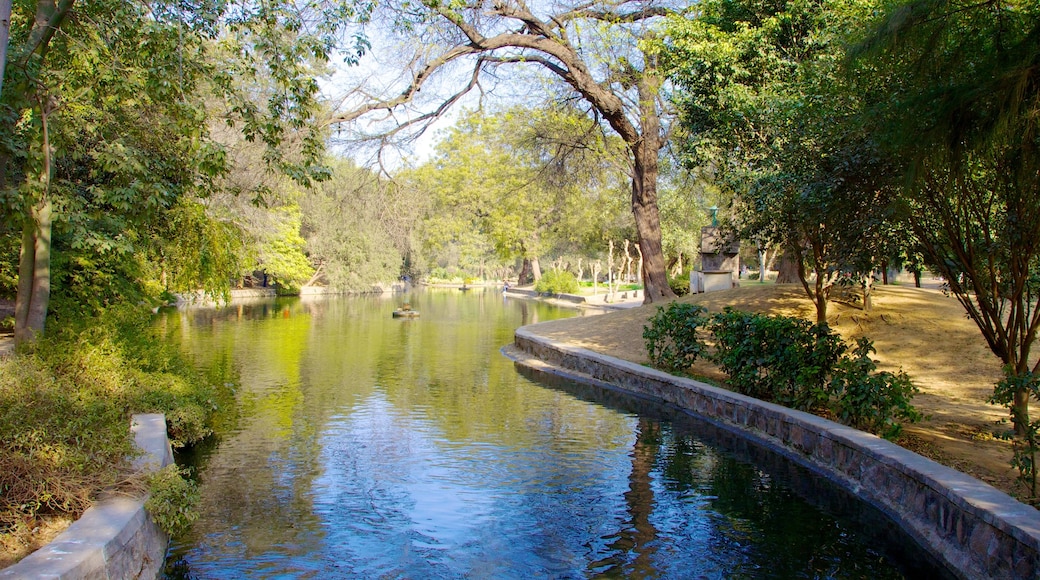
{"left": 160, "top": 289, "right": 941, "bottom": 579}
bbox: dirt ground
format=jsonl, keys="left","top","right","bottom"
{"left": 532, "top": 283, "right": 1028, "bottom": 500}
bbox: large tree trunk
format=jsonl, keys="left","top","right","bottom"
{"left": 631, "top": 135, "right": 674, "bottom": 304}
{"left": 14, "top": 99, "right": 55, "bottom": 345}
{"left": 775, "top": 247, "right": 800, "bottom": 284}
{"left": 13, "top": 221, "right": 35, "bottom": 342}
{"left": 518, "top": 258, "right": 534, "bottom": 285}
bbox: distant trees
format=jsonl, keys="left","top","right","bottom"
{"left": 300, "top": 160, "right": 423, "bottom": 291}
{"left": 402, "top": 106, "right": 632, "bottom": 283}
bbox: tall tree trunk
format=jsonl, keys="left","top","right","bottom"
{"left": 862, "top": 274, "right": 873, "bottom": 312}
{"left": 531, "top": 256, "right": 542, "bottom": 281}
{"left": 14, "top": 201, "right": 53, "bottom": 344}
{"left": 13, "top": 221, "right": 35, "bottom": 343}
{"left": 631, "top": 140, "right": 674, "bottom": 304}
{"left": 757, "top": 244, "right": 767, "bottom": 283}
{"left": 14, "top": 98, "right": 55, "bottom": 345}
{"left": 775, "top": 247, "right": 800, "bottom": 284}
{"left": 0, "top": 0, "right": 11, "bottom": 98}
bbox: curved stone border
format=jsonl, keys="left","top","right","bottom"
{"left": 510, "top": 326, "right": 1040, "bottom": 580}
{"left": 0, "top": 414, "right": 174, "bottom": 580}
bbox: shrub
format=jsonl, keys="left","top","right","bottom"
{"left": 991, "top": 368, "right": 1040, "bottom": 499}
{"left": 708, "top": 308, "right": 920, "bottom": 438}
{"left": 0, "top": 305, "right": 226, "bottom": 543}
{"left": 145, "top": 465, "right": 200, "bottom": 536}
{"left": 709, "top": 308, "right": 845, "bottom": 411}
{"left": 643, "top": 303, "right": 709, "bottom": 371}
{"left": 830, "top": 338, "right": 921, "bottom": 439}
{"left": 535, "top": 270, "right": 580, "bottom": 294}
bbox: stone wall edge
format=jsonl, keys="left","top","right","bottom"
{"left": 0, "top": 413, "right": 174, "bottom": 580}
{"left": 512, "top": 326, "right": 1040, "bottom": 580}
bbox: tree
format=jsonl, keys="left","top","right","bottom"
{"left": 663, "top": 0, "right": 901, "bottom": 322}
{"left": 852, "top": 0, "right": 1040, "bottom": 433}
{"left": 408, "top": 106, "right": 631, "bottom": 283}
{"left": 1, "top": 0, "right": 367, "bottom": 343}
{"left": 331, "top": 0, "right": 681, "bottom": 302}
{"left": 299, "top": 159, "right": 417, "bottom": 290}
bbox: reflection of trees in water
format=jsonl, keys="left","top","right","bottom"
{"left": 522, "top": 364, "right": 931, "bottom": 578}
{"left": 591, "top": 417, "right": 661, "bottom": 578}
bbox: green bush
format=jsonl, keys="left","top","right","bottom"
{"left": 830, "top": 338, "right": 921, "bottom": 439}
{"left": 145, "top": 465, "right": 200, "bottom": 536}
{"left": 632, "top": 306, "right": 924, "bottom": 439}
{"left": 534, "top": 270, "right": 580, "bottom": 294}
{"left": 643, "top": 302, "right": 709, "bottom": 372}
{"left": 709, "top": 308, "right": 845, "bottom": 411}
{"left": 0, "top": 305, "right": 226, "bottom": 538}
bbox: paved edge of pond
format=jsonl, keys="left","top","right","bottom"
{"left": 0, "top": 414, "right": 174, "bottom": 580}
{"left": 506, "top": 324, "right": 1040, "bottom": 580}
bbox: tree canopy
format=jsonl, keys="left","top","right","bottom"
{"left": 402, "top": 105, "right": 632, "bottom": 281}
{"left": 0, "top": 0, "right": 368, "bottom": 341}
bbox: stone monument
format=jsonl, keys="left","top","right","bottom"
{"left": 692, "top": 208, "right": 740, "bottom": 292}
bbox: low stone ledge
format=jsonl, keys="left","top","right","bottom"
{"left": 512, "top": 326, "right": 1040, "bottom": 580}
{"left": 0, "top": 414, "right": 174, "bottom": 580}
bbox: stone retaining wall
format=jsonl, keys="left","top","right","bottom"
{"left": 512, "top": 327, "right": 1040, "bottom": 580}
{"left": 0, "top": 414, "right": 174, "bottom": 580}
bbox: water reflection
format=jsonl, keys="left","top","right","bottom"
{"left": 162, "top": 290, "right": 942, "bottom": 579}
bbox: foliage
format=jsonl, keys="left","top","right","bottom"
{"left": 149, "top": 199, "right": 243, "bottom": 303}
{"left": 299, "top": 160, "right": 414, "bottom": 290}
{"left": 0, "top": 306, "right": 225, "bottom": 538}
{"left": 662, "top": 0, "right": 906, "bottom": 323}
{"left": 534, "top": 270, "right": 580, "bottom": 295}
{"left": 145, "top": 465, "right": 200, "bottom": 536}
{"left": 709, "top": 308, "right": 845, "bottom": 411}
{"left": 991, "top": 369, "right": 1040, "bottom": 500}
{"left": 405, "top": 106, "right": 631, "bottom": 278}
{"left": 253, "top": 205, "right": 313, "bottom": 292}
{"left": 643, "top": 305, "right": 920, "bottom": 437}
{"left": 830, "top": 338, "right": 921, "bottom": 439}
{"left": 667, "top": 270, "right": 691, "bottom": 297}
{"left": 643, "top": 303, "right": 709, "bottom": 372}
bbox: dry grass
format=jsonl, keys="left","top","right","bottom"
{"left": 531, "top": 283, "right": 1027, "bottom": 499}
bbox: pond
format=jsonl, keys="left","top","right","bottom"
{"left": 159, "top": 289, "right": 943, "bottom": 579}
